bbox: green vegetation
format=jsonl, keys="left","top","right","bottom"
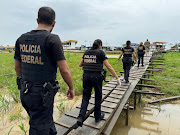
{"left": 0, "top": 52, "right": 122, "bottom": 103}
{"left": 150, "top": 52, "right": 180, "bottom": 95}
{"left": 6, "top": 122, "right": 27, "bottom": 135}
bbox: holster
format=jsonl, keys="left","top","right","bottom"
{"left": 43, "top": 81, "right": 60, "bottom": 107}
{"left": 16, "top": 76, "right": 22, "bottom": 90}
{"left": 102, "top": 69, "right": 107, "bottom": 82}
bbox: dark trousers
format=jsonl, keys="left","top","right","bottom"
{"left": 20, "top": 83, "right": 57, "bottom": 135}
{"left": 122, "top": 57, "right": 132, "bottom": 81}
{"left": 138, "top": 54, "right": 144, "bottom": 66}
{"left": 79, "top": 72, "right": 103, "bottom": 120}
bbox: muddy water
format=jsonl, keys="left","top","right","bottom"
{"left": 111, "top": 100, "right": 180, "bottom": 135}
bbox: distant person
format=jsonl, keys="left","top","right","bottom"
{"left": 77, "top": 39, "right": 121, "bottom": 126}
{"left": 118, "top": 40, "right": 137, "bottom": 83}
{"left": 144, "top": 39, "right": 150, "bottom": 52}
{"left": 137, "top": 42, "right": 146, "bottom": 67}
{"left": 14, "top": 7, "right": 75, "bottom": 135}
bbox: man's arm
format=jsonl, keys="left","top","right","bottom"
{"left": 132, "top": 52, "right": 137, "bottom": 62}
{"left": 79, "top": 59, "right": 83, "bottom": 67}
{"left": 14, "top": 59, "right": 22, "bottom": 76}
{"left": 118, "top": 51, "right": 123, "bottom": 62}
{"left": 57, "top": 60, "right": 75, "bottom": 100}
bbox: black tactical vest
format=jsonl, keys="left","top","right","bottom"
{"left": 83, "top": 49, "right": 103, "bottom": 71}
{"left": 137, "top": 45, "right": 145, "bottom": 54}
{"left": 18, "top": 31, "right": 57, "bottom": 83}
{"left": 123, "top": 46, "right": 133, "bottom": 57}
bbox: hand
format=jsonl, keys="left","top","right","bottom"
{"left": 134, "top": 59, "right": 137, "bottom": 63}
{"left": 117, "top": 78, "right": 121, "bottom": 86}
{"left": 67, "top": 89, "right": 75, "bottom": 100}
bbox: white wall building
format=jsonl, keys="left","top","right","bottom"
{"left": 62, "top": 40, "right": 78, "bottom": 50}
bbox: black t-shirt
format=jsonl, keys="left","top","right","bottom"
{"left": 137, "top": 45, "right": 145, "bottom": 53}
{"left": 121, "top": 46, "right": 134, "bottom": 57}
{"left": 14, "top": 30, "right": 65, "bottom": 64}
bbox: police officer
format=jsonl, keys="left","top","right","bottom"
{"left": 137, "top": 42, "right": 147, "bottom": 67}
{"left": 14, "top": 7, "right": 75, "bottom": 135}
{"left": 144, "top": 39, "right": 150, "bottom": 52}
{"left": 118, "top": 40, "right": 137, "bottom": 83}
{"left": 77, "top": 39, "right": 120, "bottom": 126}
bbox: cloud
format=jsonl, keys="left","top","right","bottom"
{"left": 0, "top": 0, "right": 180, "bottom": 47}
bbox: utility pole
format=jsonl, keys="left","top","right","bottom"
{"left": 85, "top": 40, "right": 87, "bottom": 47}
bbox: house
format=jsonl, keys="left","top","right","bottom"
{"left": 62, "top": 40, "right": 78, "bottom": 50}
{"left": 151, "top": 42, "right": 167, "bottom": 51}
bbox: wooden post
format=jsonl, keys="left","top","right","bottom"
{"left": 138, "top": 79, "right": 142, "bottom": 103}
{"left": 134, "top": 92, "right": 137, "bottom": 110}
{"left": 125, "top": 105, "right": 129, "bottom": 126}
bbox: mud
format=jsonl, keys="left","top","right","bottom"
{"left": 0, "top": 93, "right": 82, "bottom": 135}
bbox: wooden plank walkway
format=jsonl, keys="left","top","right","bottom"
{"left": 55, "top": 53, "right": 153, "bottom": 135}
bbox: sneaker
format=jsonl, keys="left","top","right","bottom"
{"left": 142, "top": 65, "right": 144, "bottom": 67}
{"left": 77, "top": 117, "right": 84, "bottom": 127}
{"left": 95, "top": 112, "right": 105, "bottom": 122}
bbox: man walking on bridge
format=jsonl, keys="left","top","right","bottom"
{"left": 14, "top": 7, "right": 75, "bottom": 135}
{"left": 144, "top": 39, "right": 150, "bottom": 52}
{"left": 137, "top": 42, "right": 147, "bottom": 67}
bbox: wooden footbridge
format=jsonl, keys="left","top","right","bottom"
{"left": 55, "top": 52, "right": 164, "bottom": 135}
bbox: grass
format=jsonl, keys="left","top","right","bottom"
{"left": 149, "top": 52, "right": 180, "bottom": 95}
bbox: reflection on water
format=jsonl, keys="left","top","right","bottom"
{"left": 111, "top": 100, "right": 180, "bottom": 135}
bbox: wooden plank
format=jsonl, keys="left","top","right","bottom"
{"left": 102, "top": 86, "right": 114, "bottom": 91}
{"left": 103, "top": 84, "right": 116, "bottom": 88}
{"left": 102, "top": 90, "right": 110, "bottom": 95}
{"left": 148, "top": 66, "right": 163, "bottom": 70}
{"left": 146, "top": 69, "right": 162, "bottom": 72}
{"left": 108, "top": 93, "right": 123, "bottom": 99}
{"left": 104, "top": 97, "right": 119, "bottom": 103}
{"left": 101, "top": 101, "right": 117, "bottom": 109}
{"left": 150, "top": 60, "right": 164, "bottom": 62}
{"left": 89, "top": 101, "right": 117, "bottom": 109}
{"left": 101, "top": 106, "right": 114, "bottom": 113}
{"left": 133, "top": 90, "right": 164, "bottom": 95}
{"left": 136, "top": 84, "right": 161, "bottom": 89}
{"left": 65, "top": 108, "right": 80, "bottom": 118}
{"left": 150, "top": 63, "right": 166, "bottom": 65}
{"left": 56, "top": 125, "right": 69, "bottom": 135}
{"left": 140, "top": 78, "right": 155, "bottom": 82}
{"left": 111, "top": 90, "right": 125, "bottom": 95}
{"left": 143, "top": 73, "right": 153, "bottom": 76}
{"left": 151, "top": 58, "right": 165, "bottom": 60}
{"left": 148, "top": 96, "right": 180, "bottom": 104}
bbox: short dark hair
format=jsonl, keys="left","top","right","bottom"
{"left": 92, "top": 39, "right": 102, "bottom": 49}
{"left": 126, "top": 40, "right": 131, "bottom": 46}
{"left": 38, "top": 7, "right": 55, "bottom": 26}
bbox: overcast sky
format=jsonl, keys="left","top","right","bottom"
{"left": 0, "top": 0, "right": 179, "bottom": 48}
